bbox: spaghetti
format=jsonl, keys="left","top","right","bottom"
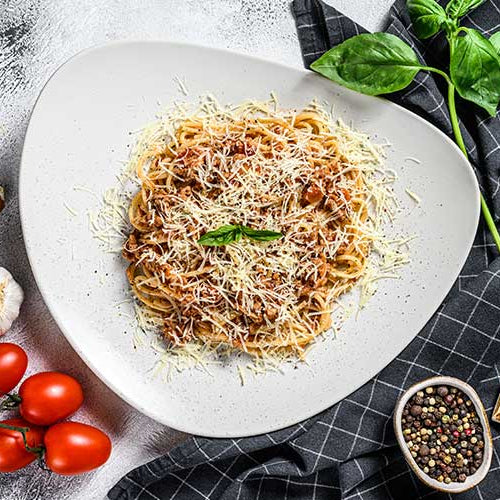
{"left": 122, "top": 98, "right": 389, "bottom": 358}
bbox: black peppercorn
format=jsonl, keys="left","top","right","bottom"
{"left": 419, "top": 444, "right": 430, "bottom": 456}
{"left": 437, "top": 386, "right": 449, "bottom": 397}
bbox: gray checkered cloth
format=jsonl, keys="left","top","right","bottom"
{"left": 108, "top": 0, "right": 500, "bottom": 498}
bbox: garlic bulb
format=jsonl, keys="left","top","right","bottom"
{"left": 0, "top": 268, "right": 24, "bottom": 335}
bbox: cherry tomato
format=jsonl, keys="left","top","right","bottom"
{"left": 0, "top": 343, "right": 28, "bottom": 394}
{"left": 19, "top": 372, "right": 84, "bottom": 426}
{"left": 0, "top": 418, "right": 45, "bottom": 472}
{"left": 44, "top": 422, "right": 111, "bottom": 475}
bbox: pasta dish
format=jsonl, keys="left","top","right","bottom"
{"left": 121, "top": 98, "right": 395, "bottom": 359}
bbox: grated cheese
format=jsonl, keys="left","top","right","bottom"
{"left": 404, "top": 156, "right": 421, "bottom": 164}
{"left": 405, "top": 188, "right": 421, "bottom": 204}
{"left": 237, "top": 365, "right": 246, "bottom": 386}
{"left": 90, "top": 94, "right": 412, "bottom": 379}
{"left": 173, "top": 76, "right": 189, "bottom": 96}
{"left": 63, "top": 202, "right": 78, "bottom": 217}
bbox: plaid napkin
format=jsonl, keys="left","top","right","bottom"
{"left": 108, "top": 1, "right": 500, "bottom": 498}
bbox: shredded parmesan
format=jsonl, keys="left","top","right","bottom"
{"left": 173, "top": 76, "right": 189, "bottom": 96}
{"left": 404, "top": 156, "right": 421, "bottom": 165}
{"left": 63, "top": 202, "right": 78, "bottom": 217}
{"left": 405, "top": 188, "right": 421, "bottom": 204}
{"left": 88, "top": 188, "right": 132, "bottom": 253}
{"left": 237, "top": 365, "right": 246, "bottom": 386}
{"left": 90, "top": 94, "right": 411, "bottom": 379}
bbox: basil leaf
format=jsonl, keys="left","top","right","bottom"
{"left": 450, "top": 28, "right": 500, "bottom": 116}
{"left": 311, "top": 33, "right": 422, "bottom": 95}
{"left": 407, "top": 0, "right": 447, "bottom": 39}
{"left": 233, "top": 229, "right": 243, "bottom": 243}
{"left": 445, "top": 0, "right": 485, "bottom": 19}
{"left": 240, "top": 226, "right": 283, "bottom": 242}
{"left": 198, "top": 225, "right": 242, "bottom": 246}
{"left": 198, "top": 225, "right": 282, "bottom": 246}
{"left": 490, "top": 32, "right": 500, "bottom": 56}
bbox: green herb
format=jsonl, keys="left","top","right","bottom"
{"left": 407, "top": 0, "right": 448, "bottom": 39}
{"left": 311, "top": 0, "right": 500, "bottom": 252}
{"left": 310, "top": 33, "right": 422, "bottom": 95}
{"left": 490, "top": 32, "right": 500, "bottom": 55}
{"left": 450, "top": 29, "right": 500, "bottom": 116}
{"left": 197, "top": 225, "right": 243, "bottom": 246}
{"left": 198, "top": 225, "right": 282, "bottom": 247}
{"left": 240, "top": 226, "right": 283, "bottom": 241}
{"left": 445, "top": 0, "right": 484, "bottom": 19}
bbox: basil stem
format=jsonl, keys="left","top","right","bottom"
{"left": 446, "top": 74, "right": 500, "bottom": 252}
{"left": 417, "top": 64, "right": 500, "bottom": 252}
{"left": 310, "top": 0, "right": 500, "bottom": 253}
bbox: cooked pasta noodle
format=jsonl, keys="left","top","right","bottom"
{"left": 122, "top": 98, "right": 389, "bottom": 358}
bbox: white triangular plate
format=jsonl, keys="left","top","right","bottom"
{"left": 20, "top": 42, "right": 479, "bottom": 437}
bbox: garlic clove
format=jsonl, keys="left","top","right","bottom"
{"left": 0, "top": 267, "right": 24, "bottom": 335}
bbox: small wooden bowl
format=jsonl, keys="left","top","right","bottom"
{"left": 394, "top": 376, "right": 493, "bottom": 493}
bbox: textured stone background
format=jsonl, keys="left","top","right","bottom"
{"left": 0, "top": 1, "right": 392, "bottom": 498}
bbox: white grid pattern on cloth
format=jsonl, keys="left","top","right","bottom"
{"left": 107, "top": 0, "right": 500, "bottom": 499}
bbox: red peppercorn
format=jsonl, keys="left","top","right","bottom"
{"left": 436, "top": 427, "right": 442, "bottom": 434}
{"left": 453, "top": 431, "right": 460, "bottom": 437}
{"left": 465, "top": 429, "right": 472, "bottom": 436}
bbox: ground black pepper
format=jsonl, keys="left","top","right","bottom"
{"left": 401, "top": 385, "right": 484, "bottom": 483}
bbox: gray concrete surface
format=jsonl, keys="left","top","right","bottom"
{"left": 0, "top": 1, "right": 393, "bottom": 498}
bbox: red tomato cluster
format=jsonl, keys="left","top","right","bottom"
{"left": 0, "top": 343, "right": 112, "bottom": 475}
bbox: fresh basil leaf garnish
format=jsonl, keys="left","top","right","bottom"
{"left": 197, "top": 225, "right": 243, "bottom": 246}
{"left": 240, "top": 226, "right": 283, "bottom": 242}
{"left": 198, "top": 225, "right": 282, "bottom": 247}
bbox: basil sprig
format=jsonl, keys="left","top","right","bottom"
{"left": 197, "top": 225, "right": 282, "bottom": 247}
{"left": 311, "top": 0, "right": 500, "bottom": 116}
{"left": 310, "top": 0, "right": 500, "bottom": 253}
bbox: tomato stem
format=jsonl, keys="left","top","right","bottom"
{"left": 0, "top": 422, "right": 45, "bottom": 456}
{"left": 0, "top": 393, "right": 22, "bottom": 410}
{"left": 37, "top": 455, "right": 51, "bottom": 472}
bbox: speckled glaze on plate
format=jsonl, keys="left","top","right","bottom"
{"left": 19, "top": 42, "right": 479, "bottom": 437}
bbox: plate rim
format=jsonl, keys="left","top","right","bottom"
{"left": 19, "top": 40, "right": 480, "bottom": 437}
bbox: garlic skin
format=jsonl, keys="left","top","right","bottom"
{"left": 0, "top": 267, "right": 24, "bottom": 335}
